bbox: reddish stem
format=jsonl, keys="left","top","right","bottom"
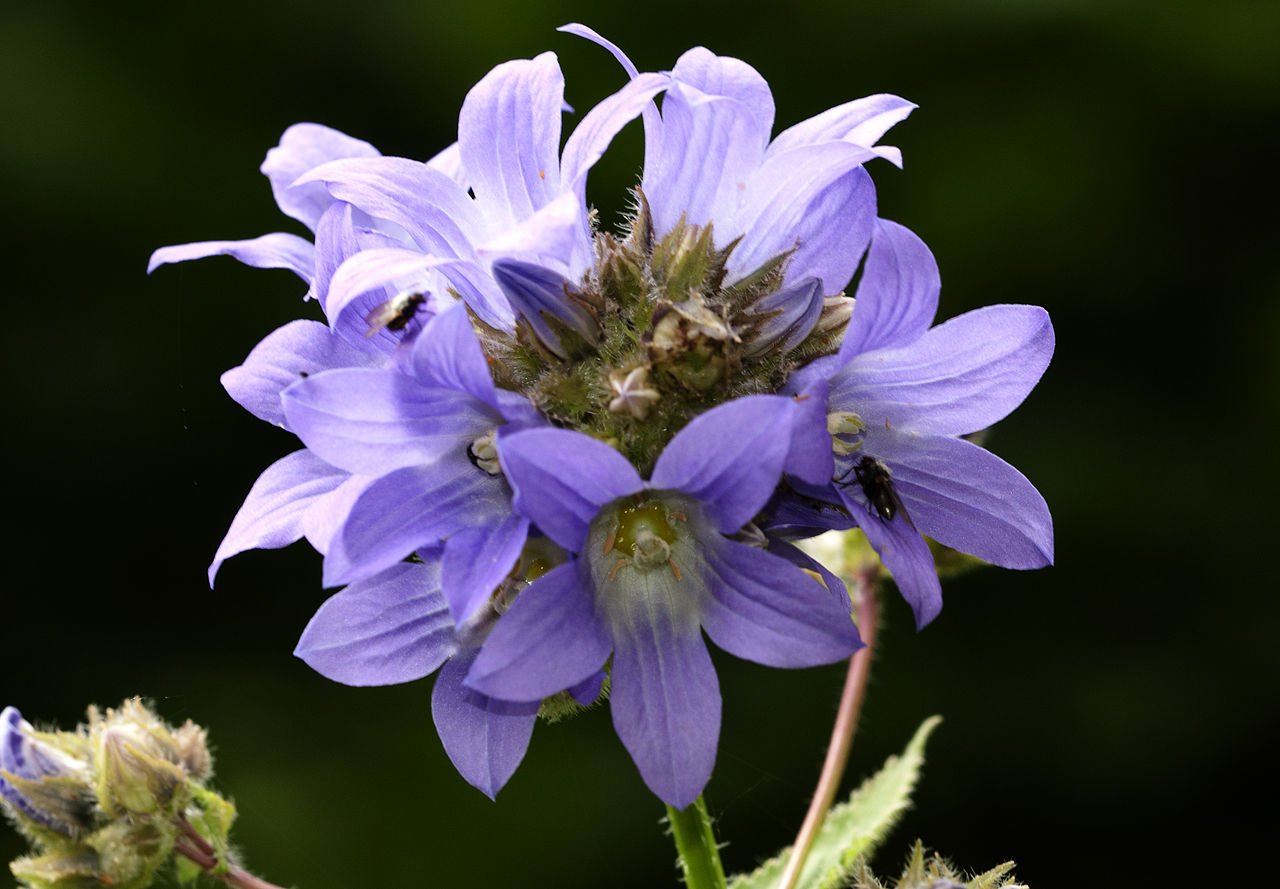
{"left": 173, "top": 818, "right": 290, "bottom": 889}
{"left": 775, "top": 569, "right": 880, "bottom": 889}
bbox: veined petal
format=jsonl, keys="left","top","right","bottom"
{"left": 726, "top": 141, "right": 880, "bottom": 289}
{"left": 499, "top": 429, "right": 644, "bottom": 552}
{"left": 301, "top": 473, "right": 376, "bottom": 556}
{"left": 441, "top": 515, "right": 530, "bottom": 624}
{"left": 784, "top": 379, "right": 836, "bottom": 488}
{"left": 643, "top": 81, "right": 767, "bottom": 236}
{"left": 643, "top": 45, "right": 775, "bottom": 233}
{"left": 435, "top": 260, "right": 516, "bottom": 332}
{"left": 221, "top": 319, "right": 376, "bottom": 428}
{"left": 560, "top": 71, "right": 671, "bottom": 194}
{"left": 432, "top": 651, "right": 538, "bottom": 800}
{"left": 868, "top": 431, "right": 1053, "bottom": 569}
{"left": 780, "top": 166, "right": 876, "bottom": 296}
{"left": 839, "top": 493, "right": 941, "bottom": 628}
{"left": 557, "top": 22, "right": 640, "bottom": 76}
{"left": 609, "top": 598, "right": 719, "bottom": 809}
{"left": 209, "top": 450, "right": 347, "bottom": 585}
{"left": 313, "top": 203, "right": 412, "bottom": 337}
{"left": 459, "top": 52, "right": 565, "bottom": 230}
{"left": 491, "top": 259, "right": 594, "bottom": 358}
{"left": 320, "top": 248, "right": 455, "bottom": 345}
{"left": 558, "top": 23, "right": 664, "bottom": 176}
{"left": 294, "top": 562, "right": 455, "bottom": 686}
{"left": 426, "top": 142, "right": 467, "bottom": 187}
{"left": 651, "top": 395, "right": 793, "bottom": 533}
{"left": 836, "top": 305, "right": 1054, "bottom": 435}
{"left": 475, "top": 190, "right": 587, "bottom": 275}
{"left": 324, "top": 457, "right": 512, "bottom": 587}
{"left": 147, "top": 233, "right": 314, "bottom": 281}
{"left": 699, "top": 536, "right": 860, "bottom": 667}
{"left": 839, "top": 219, "right": 940, "bottom": 360}
{"left": 261, "top": 123, "right": 380, "bottom": 231}
{"left": 767, "top": 95, "right": 916, "bottom": 162}
{"left": 466, "top": 562, "right": 611, "bottom": 702}
{"left": 296, "top": 157, "right": 486, "bottom": 259}
{"left": 411, "top": 303, "right": 499, "bottom": 407}
{"left": 282, "top": 368, "right": 493, "bottom": 476}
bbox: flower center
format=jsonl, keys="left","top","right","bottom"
{"left": 613, "top": 501, "right": 679, "bottom": 570}
{"left": 473, "top": 197, "right": 851, "bottom": 475}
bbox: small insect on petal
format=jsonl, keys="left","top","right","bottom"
{"left": 365, "top": 291, "right": 426, "bottom": 337}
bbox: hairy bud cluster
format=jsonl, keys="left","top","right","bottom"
{"left": 479, "top": 192, "right": 849, "bottom": 474}
{"left": 0, "top": 700, "right": 235, "bottom": 889}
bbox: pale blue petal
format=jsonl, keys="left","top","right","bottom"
{"left": 838, "top": 219, "right": 940, "bottom": 360}
{"left": 221, "top": 319, "right": 377, "bottom": 428}
{"left": 651, "top": 395, "right": 793, "bottom": 532}
{"left": 148, "top": 233, "right": 314, "bottom": 281}
{"left": 465, "top": 562, "right": 611, "bottom": 702}
{"left": 282, "top": 367, "right": 492, "bottom": 476}
{"left": 767, "top": 95, "right": 915, "bottom": 164}
{"left": 498, "top": 429, "right": 644, "bottom": 552}
{"left": 609, "top": 602, "right": 719, "bottom": 809}
{"left": 836, "top": 305, "right": 1054, "bottom": 436}
{"left": 432, "top": 651, "right": 538, "bottom": 799}
{"left": 459, "top": 53, "right": 565, "bottom": 229}
{"left": 700, "top": 536, "right": 860, "bottom": 667}
{"left": 867, "top": 430, "right": 1054, "bottom": 569}
{"left": 294, "top": 562, "right": 455, "bottom": 686}
{"left": 209, "top": 450, "right": 347, "bottom": 585}
{"left": 323, "top": 456, "right": 512, "bottom": 587}
{"left": 441, "top": 515, "right": 530, "bottom": 624}
{"left": 295, "top": 157, "right": 486, "bottom": 259}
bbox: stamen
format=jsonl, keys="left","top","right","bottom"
{"left": 603, "top": 527, "right": 617, "bottom": 555}
{"left": 668, "top": 559, "right": 683, "bottom": 582}
{"left": 607, "top": 558, "right": 628, "bottom": 582}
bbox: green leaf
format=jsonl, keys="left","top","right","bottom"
{"left": 728, "top": 716, "right": 942, "bottom": 889}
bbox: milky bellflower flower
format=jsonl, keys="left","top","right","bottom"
{"left": 782, "top": 220, "right": 1055, "bottom": 627}
{"left": 150, "top": 25, "right": 1054, "bottom": 806}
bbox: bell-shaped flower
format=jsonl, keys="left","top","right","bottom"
{"left": 293, "top": 556, "right": 599, "bottom": 799}
{"left": 464, "top": 396, "right": 863, "bottom": 807}
{"left": 281, "top": 304, "right": 543, "bottom": 625}
{"left": 298, "top": 51, "right": 672, "bottom": 335}
{"left": 790, "top": 219, "right": 1055, "bottom": 626}
{"left": 563, "top": 24, "right": 912, "bottom": 300}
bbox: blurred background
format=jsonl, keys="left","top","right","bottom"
{"left": 2, "top": 0, "right": 1277, "bottom": 886}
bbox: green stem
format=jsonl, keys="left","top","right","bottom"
{"left": 666, "top": 795, "right": 728, "bottom": 889}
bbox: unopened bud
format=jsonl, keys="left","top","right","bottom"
{"left": 95, "top": 725, "right": 185, "bottom": 816}
{"left": 0, "top": 707, "right": 93, "bottom": 836}
{"left": 815, "top": 294, "right": 854, "bottom": 334}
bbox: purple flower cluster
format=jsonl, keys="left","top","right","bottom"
{"left": 151, "top": 25, "right": 1053, "bottom": 807}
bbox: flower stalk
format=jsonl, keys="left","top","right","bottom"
{"left": 775, "top": 568, "right": 881, "bottom": 889}
{"left": 172, "top": 823, "right": 286, "bottom": 889}
{"left": 666, "top": 795, "right": 728, "bottom": 889}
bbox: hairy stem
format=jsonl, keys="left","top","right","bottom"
{"left": 173, "top": 817, "right": 290, "bottom": 889}
{"left": 775, "top": 570, "right": 881, "bottom": 889}
{"left": 666, "top": 795, "right": 728, "bottom": 889}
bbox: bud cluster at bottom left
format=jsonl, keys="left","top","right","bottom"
{"left": 0, "top": 700, "right": 235, "bottom": 889}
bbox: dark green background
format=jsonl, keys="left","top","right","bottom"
{"left": 3, "top": 1, "right": 1276, "bottom": 886}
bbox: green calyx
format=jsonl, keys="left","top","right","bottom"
{"left": 476, "top": 190, "right": 849, "bottom": 475}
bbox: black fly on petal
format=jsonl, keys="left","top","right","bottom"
{"left": 840, "top": 455, "right": 913, "bottom": 527}
{"left": 364, "top": 291, "right": 426, "bottom": 337}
